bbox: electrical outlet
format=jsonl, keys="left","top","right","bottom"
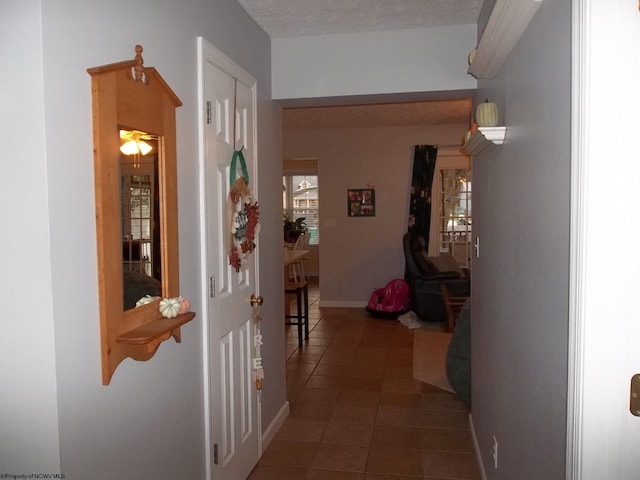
{"left": 492, "top": 435, "right": 498, "bottom": 469}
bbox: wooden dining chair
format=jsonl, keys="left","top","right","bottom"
{"left": 288, "top": 233, "right": 307, "bottom": 282}
{"left": 285, "top": 280, "right": 309, "bottom": 348}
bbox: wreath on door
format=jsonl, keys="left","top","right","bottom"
{"left": 227, "top": 149, "right": 260, "bottom": 272}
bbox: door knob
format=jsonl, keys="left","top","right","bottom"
{"left": 250, "top": 294, "right": 264, "bottom": 306}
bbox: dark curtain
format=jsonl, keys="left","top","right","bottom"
{"left": 408, "top": 145, "right": 438, "bottom": 243}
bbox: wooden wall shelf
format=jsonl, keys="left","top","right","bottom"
{"left": 116, "top": 310, "right": 195, "bottom": 356}
{"left": 117, "top": 312, "right": 196, "bottom": 345}
{"left": 462, "top": 127, "right": 507, "bottom": 156}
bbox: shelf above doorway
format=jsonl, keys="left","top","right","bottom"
{"left": 461, "top": 127, "right": 507, "bottom": 156}
{"left": 468, "top": 0, "right": 543, "bottom": 79}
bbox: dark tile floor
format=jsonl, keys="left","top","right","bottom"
{"left": 248, "top": 281, "right": 481, "bottom": 479}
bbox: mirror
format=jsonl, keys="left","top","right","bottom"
{"left": 88, "top": 45, "right": 193, "bottom": 385}
{"left": 119, "top": 131, "right": 162, "bottom": 310}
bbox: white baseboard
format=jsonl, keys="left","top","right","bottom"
{"left": 261, "top": 400, "right": 290, "bottom": 453}
{"left": 318, "top": 300, "right": 367, "bottom": 308}
{"left": 469, "top": 413, "right": 488, "bottom": 480}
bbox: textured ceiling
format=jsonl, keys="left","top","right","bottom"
{"left": 283, "top": 99, "right": 472, "bottom": 129}
{"left": 236, "top": 0, "right": 483, "bottom": 38}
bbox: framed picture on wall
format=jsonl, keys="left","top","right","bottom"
{"left": 347, "top": 188, "right": 375, "bottom": 217}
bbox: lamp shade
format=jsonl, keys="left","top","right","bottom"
{"left": 120, "top": 140, "right": 139, "bottom": 155}
{"left": 137, "top": 140, "right": 152, "bottom": 155}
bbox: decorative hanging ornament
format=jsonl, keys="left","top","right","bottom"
{"left": 227, "top": 149, "right": 260, "bottom": 272}
{"left": 252, "top": 299, "right": 264, "bottom": 392}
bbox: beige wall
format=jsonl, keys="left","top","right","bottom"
{"left": 284, "top": 123, "right": 468, "bottom": 306}
{"left": 272, "top": 25, "right": 477, "bottom": 100}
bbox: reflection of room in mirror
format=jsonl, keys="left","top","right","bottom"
{"left": 119, "top": 130, "right": 162, "bottom": 309}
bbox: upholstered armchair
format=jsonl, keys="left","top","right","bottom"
{"left": 402, "top": 232, "right": 470, "bottom": 323}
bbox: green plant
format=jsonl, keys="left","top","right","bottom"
{"left": 283, "top": 215, "right": 307, "bottom": 242}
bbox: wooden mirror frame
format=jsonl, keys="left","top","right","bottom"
{"left": 88, "top": 45, "right": 194, "bottom": 385}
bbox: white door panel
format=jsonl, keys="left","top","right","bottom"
{"left": 198, "top": 36, "right": 260, "bottom": 480}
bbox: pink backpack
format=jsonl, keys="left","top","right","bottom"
{"left": 366, "top": 279, "right": 410, "bottom": 316}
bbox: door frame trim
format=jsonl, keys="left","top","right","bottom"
{"left": 566, "top": 0, "right": 587, "bottom": 476}
{"left": 567, "top": 1, "right": 640, "bottom": 477}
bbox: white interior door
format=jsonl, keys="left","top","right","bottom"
{"left": 198, "top": 37, "right": 260, "bottom": 480}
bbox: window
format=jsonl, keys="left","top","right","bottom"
{"left": 283, "top": 174, "right": 319, "bottom": 245}
{"left": 438, "top": 169, "right": 471, "bottom": 269}
{"left": 121, "top": 171, "right": 155, "bottom": 277}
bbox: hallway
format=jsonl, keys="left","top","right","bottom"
{"left": 249, "top": 283, "right": 481, "bottom": 479}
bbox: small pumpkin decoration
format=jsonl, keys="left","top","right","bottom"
{"left": 468, "top": 47, "right": 477, "bottom": 66}
{"left": 178, "top": 296, "right": 191, "bottom": 315}
{"left": 475, "top": 99, "right": 499, "bottom": 127}
{"left": 159, "top": 297, "right": 181, "bottom": 318}
{"left": 135, "top": 295, "right": 159, "bottom": 307}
